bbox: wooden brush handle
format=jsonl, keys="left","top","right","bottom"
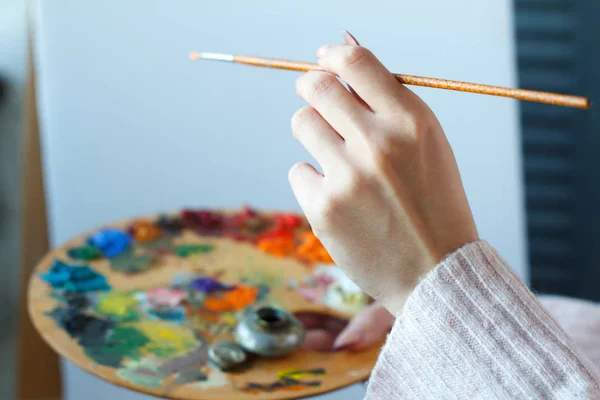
{"left": 395, "top": 74, "right": 590, "bottom": 109}
{"left": 234, "top": 55, "right": 590, "bottom": 109}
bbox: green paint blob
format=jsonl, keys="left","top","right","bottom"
{"left": 84, "top": 326, "right": 149, "bottom": 368}
{"left": 137, "top": 236, "right": 176, "bottom": 253}
{"left": 95, "top": 292, "right": 140, "bottom": 321}
{"left": 67, "top": 244, "right": 103, "bottom": 261}
{"left": 110, "top": 250, "right": 153, "bottom": 274}
{"left": 175, "top": 244, "right": 214, "bottom": 258}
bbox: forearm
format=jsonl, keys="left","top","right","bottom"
{"left": 366, "top": 241, "right": 600, "bottom": 399}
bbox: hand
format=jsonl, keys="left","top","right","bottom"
{"left": 289, "top": 33, "right": 479, "bottom": 315}
{"left": 297, "top": 301, "right": 395, "bottom": 352}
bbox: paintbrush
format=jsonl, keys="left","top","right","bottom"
{"left": 189, "top": 51, "right": 590, "bottom": 109}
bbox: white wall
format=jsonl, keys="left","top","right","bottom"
{"left": 33, "top": 0, "right": 526, "bottom": 399}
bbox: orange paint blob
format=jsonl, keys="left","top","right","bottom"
{"left": 257, "top": 236, "right": 296, "bottom": 258}
{"left": 130, "top": 220, "right": 161, "bottom": 243}
{"left": 189, "top": 52, "right": 200, "bottom": 60}
{"left": 296, "top": 232, "right": 333, "bottom": 263}
{"left": 203, "top": 284, "right": 258, "bottom": 312}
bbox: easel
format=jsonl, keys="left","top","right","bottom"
{"left": 15, "top": 26, "right": 62, "bottom": 399}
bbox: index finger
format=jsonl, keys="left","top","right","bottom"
{"left": 317, "top": 44, "right": 411, "bottom": 113}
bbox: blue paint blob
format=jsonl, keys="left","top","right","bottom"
{"left": 88, "top": 229, "right": 132, "bottom": 258}
{"left": 40, "top": 259, "right": 110, "bottom": 292}
{"left": 149, "top": 307, "right": 186, "bottom": 323}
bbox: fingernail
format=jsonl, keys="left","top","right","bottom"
{"left": 343, "top": 30, "right": 360, "bottom": 46}
{"left": 317, "top": 45, "right": 330, "bottom": 58}
{"left": 332, "top": 330, "right": 362, "bottom": 351}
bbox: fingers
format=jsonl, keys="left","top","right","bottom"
{"left": 291, "top": 106, "right": 344, "bottom": 172}
{"left": 317, "top": 44, "right": 411, "bottom": 113}
{"left": 288, "top": 162, "right": 322, "bottom": 214}
{"left": 341, "top": 30, "right": 369, "bottom": 109}
{"left": 301, "top": 329, "right": 335, "bottom": 352}
{"left": 332, "top": 302, "right": 395, "bottom": 351}
{"left": 295, "top": 312, "right": 349, "bottom": 352}
{"left": 296, "top": 70, "right": 368, "bottom": 139}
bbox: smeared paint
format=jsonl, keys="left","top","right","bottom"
{"left": 273, "top": 213, "right": 302, "bottom": 230}
{"left": 277, "top": 368, "right": 326, "bottom": 380}
{"left": 240, "top": 367, "right": 325, "bottom": 393}
{"left": 190, "top": 277, "right": 233, "bottom": 293}
{"left": 47, "top": 306, "right": 113, "bottom": 342}
{"left": 136, "top": 236, "right": 176, "bottom": 253}
{"left": 156, "top": 215, "right": 184, "bottom": 235}
{"left": 192, "top": 368, "right": 230, "bottom": 389}
{"left": 175, "top": 369, "right": 208, "bottom": 385}
{"left": 159, "top": 346, "right": 208, "bottom": 376}
{"left": 67, "top": 244, "right": 103, "bottom": 261}
{"left": 296, "top": 232, "right": 333, "bottom": 263}
{"left": 40, "top": 209, "right": 344, "bottom": 394}
{"left": 149, "top": 307, "right": 185, "bottom": 323}
{"left": 95, "top": 291, "right": 140, "bottom": 321}
{"left": 171, "top": 272, "right": 194, "bottom": 288}
{"left": 297, "top": 265, "right": 368, "bottom": 315}
{"left": 240, "top": 368, "right": 325, "bottom": 393}
{"left": 88, "top": 229, "right": 132, "bottom": 258}
{"left": 257, "top": 236, "right": 296, "bottom": 258}
{"left": 110, "top": 250, "right": 154, "bottom": 274}
{"left": 181, "top": 209, "right": 224, "bottom": 233}
{"left": 175, "top": 244, "right": 214, "bottom": 258}
{"left": 117, "top": 358, "right": 166, "bottom": 388}
{"left": 134, "top": 320, "right": 197, "bottom": 358}
{"left": 85, "top": 326, "right": 149, "bottom": 367}
{"left": 146, "top": 287, "right": 188, "bottom": 308}
{"left": 129, "top": 220, "right": 161, "bottom": 243}
{"left": 41, "top": 259, "right": 110, "bottom": 292}
{"left": 203, "top": 284, "right": 258, "bottom": 312}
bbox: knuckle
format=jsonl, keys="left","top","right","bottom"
{"left": 371, "top": 147, "right": 390, "bottom": 172}
{"left": 400, "top": 114, "right": 420, "bottom": 136}
{"left": 340, "top": 169, "right": 366, "bottom": 198}
{"left": 287, "top": 162, "right": 300, "bottom": 183}
{"left": 337, "top": 46, "right": 372, "bottom": 70}
{"left": 288, "top": 161, "right": 307, "bottom": 184}
{"left": 314, "top": 195, "right": 340, "bottom": 225}
{"left": 365, "top": 138, "right": 393, "bottom": 172}
{"left": 301, "top": 71, "right": 337, "bottom": 100}
{"left": 291, "top": 106, "right": 316, "bottom": 134}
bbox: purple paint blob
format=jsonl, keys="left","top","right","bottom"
{"left": 190, "top": 277, "right": 234, "bottom": 293}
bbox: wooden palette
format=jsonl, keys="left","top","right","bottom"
{"left": 28, "top": 210, "right": 380, "bottom": 399}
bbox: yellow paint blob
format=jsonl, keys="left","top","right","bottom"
{"left": 277, "top": 368, "right": 324, "bottom": 381}
{"left": 96, "top": 292, "right": 138, "bottom": 318}
{"left": 132, "top": 320, "right": 197, "bottom": 358}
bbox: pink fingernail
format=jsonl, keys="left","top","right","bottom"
{"left": 317, "top": 45, "right": 330, "bottom": 58}
{"left": 343, "top": 30, "right": 360, "bottom": 46}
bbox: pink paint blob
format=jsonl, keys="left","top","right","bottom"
{"left": 146, "top": 287, "right": 188, "bottom": 308}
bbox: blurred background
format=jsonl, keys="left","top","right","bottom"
{"left": 1, "top": 0, "right": 598, "bottom": 399}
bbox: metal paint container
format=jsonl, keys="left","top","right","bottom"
{"left": 234, "top": 305, "right": 305, "bottom": 357}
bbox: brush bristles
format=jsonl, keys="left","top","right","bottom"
{"left": 189, "top": 52, "right": 234, "bottom": 62}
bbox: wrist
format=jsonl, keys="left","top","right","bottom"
{"left": 381, "top": 292, "right": 411, "bottom": 316}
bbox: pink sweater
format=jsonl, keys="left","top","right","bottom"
{"left": 365, "top": 241, "right": 600, "bottom": 399}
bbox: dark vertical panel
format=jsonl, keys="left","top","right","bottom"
{"left": 515, "top": 0, "right": 600, "bottom": 300}
{"left": 574, "top": 1, "right": 600, "bottom": 300}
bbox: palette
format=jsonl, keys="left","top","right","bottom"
{"left": 28, "top": 208, "right": 380, "bottom": 399}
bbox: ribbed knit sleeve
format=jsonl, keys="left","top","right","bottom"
{"left": 365, "top": 241, "right": 600, "bottom": 399}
